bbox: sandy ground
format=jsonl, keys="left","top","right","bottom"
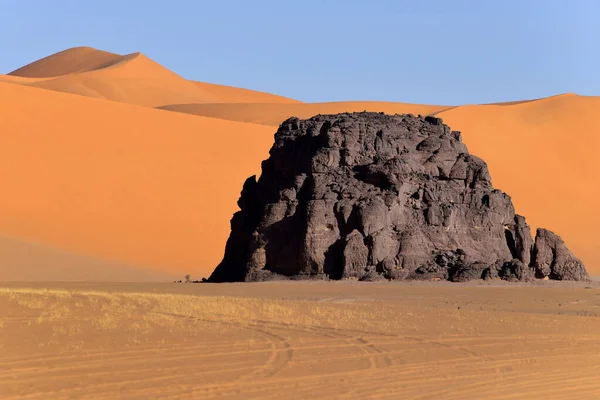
{"left": 0, "top": 46, "right": 598, "bottom": 281}
{"left": 1, "top": 281, "right": 600, "bottom": 399}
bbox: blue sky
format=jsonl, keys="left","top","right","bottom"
{"left": 2, "top": 0, "right": 598, "bottom": 104}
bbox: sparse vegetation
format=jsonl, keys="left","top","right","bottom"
{"left": 0, "top": 287, "right": 403, "bottom": 337}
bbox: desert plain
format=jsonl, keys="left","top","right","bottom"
{"left": 2, "top": 280, "right": 600, "bottom": 399}
{"left": 2, "top": 47, "right": 600, "bottom": 399}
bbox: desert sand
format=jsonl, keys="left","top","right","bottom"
{"left": 2, "top": 281, "right": 600, "bottom": 399}
{"left": 0, "top": 46, "right": 598, "bottom": 281}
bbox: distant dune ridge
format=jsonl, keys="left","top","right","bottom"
{"left": 6, "top": 47, "right": 301, "bottom": 107}
{"left": 0, "top": 47, "right": 598, "bottom": 281}
{"left": 158, "top": 102, "right": 450, "bottom": 125}
{"left": 8, "top": 47, "right": 123, "bottom": 78}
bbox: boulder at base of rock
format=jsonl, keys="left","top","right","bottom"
{"left": 532, "top": 229, "right": 589, "bottom": 281}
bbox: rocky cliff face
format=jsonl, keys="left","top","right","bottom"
{"left": 208, "top": 112, "right": 588, "bottom": 282}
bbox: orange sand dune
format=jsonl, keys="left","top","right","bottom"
{"left": 0, "top": 81, "right": 275, "bottom": 278}
{"left": 4, "top": 47, "right": 300, "bottom": 108}
{"left": 24, "top": 53, "right": 224, "bottom": 107}
{"left": 158, "top": 101, "right": 450, "bottom": 125}
{"left": 437, "top": 93, "right": 600, "bottom": 272}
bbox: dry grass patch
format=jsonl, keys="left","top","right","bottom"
{"left": 0, "top": 287, "right": 401, "bottom": 338}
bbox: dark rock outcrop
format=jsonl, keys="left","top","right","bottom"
{"left": 208, "top": 112, "right": 589, "bottom": 282}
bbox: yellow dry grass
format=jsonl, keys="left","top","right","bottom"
{"left": 0, "top": 287, "right": 404, "bottom": 336}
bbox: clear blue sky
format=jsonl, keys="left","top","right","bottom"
{"left": 2, "top": 0, "right": 598, "bottom": 104}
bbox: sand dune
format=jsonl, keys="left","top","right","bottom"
{"left": 4, "top": 47, "right": 300, "bottom": 107}
{"left": 436, "top": 93, "right": 600, "bottom": 275}
{"left": 23, "top": 53, "right": 224, "bottom": 107}
{"left": 159, "top": 101, "right": 449, "bottom": 125}
{"left": 2, "top": 282, "right": 600, "bottom": 399}
{"left": 0, "top": 81, "right": 274, "bottom": 278}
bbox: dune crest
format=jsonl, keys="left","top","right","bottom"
{"left": 191, "top": 81, "right": 303, "bottom": 104}
{"left": 9, "top": 46, "right": 123, "bottom": 78}
{"left": 158, "top": 101, "right": 450, "bottom": 125}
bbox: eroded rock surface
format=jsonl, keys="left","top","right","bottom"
{"left": 532, "top": 228, "right": 588, "bottom": 281}
{"left": 208, "top": 112, "right": 588, "bottom": 282}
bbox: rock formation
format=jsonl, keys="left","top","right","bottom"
{"left": 207, "top": 112, "right": 588, "bottom": 282}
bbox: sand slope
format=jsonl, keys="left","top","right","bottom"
{"left": 191, "top": 81, "right": 302, "bottom": 104}
{"left": 158, "top": 102, "right": 450, "bottom": 125}
{"left": 0, "top": 81, "right": 275, "bottom": 278}
{"left": 2, "top": 282, "right": 600, "bottom": 399}
{"left": 0, "top": 236, "right": 174, "bottom": 282}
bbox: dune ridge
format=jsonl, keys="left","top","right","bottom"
{"left": 158, "top": 101, "right": 449, "bottom": 125}
{"left": 0, "top": 47, "right": 597, "bottom": 281}
{"left": 8, "top": 47, "right": 122, "bottom": 78}
{"left": 191, "top": 81, "right": 303, "bottom": 104}
{"left": 3, "top": 47, "right": 301, "bottom": 107}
